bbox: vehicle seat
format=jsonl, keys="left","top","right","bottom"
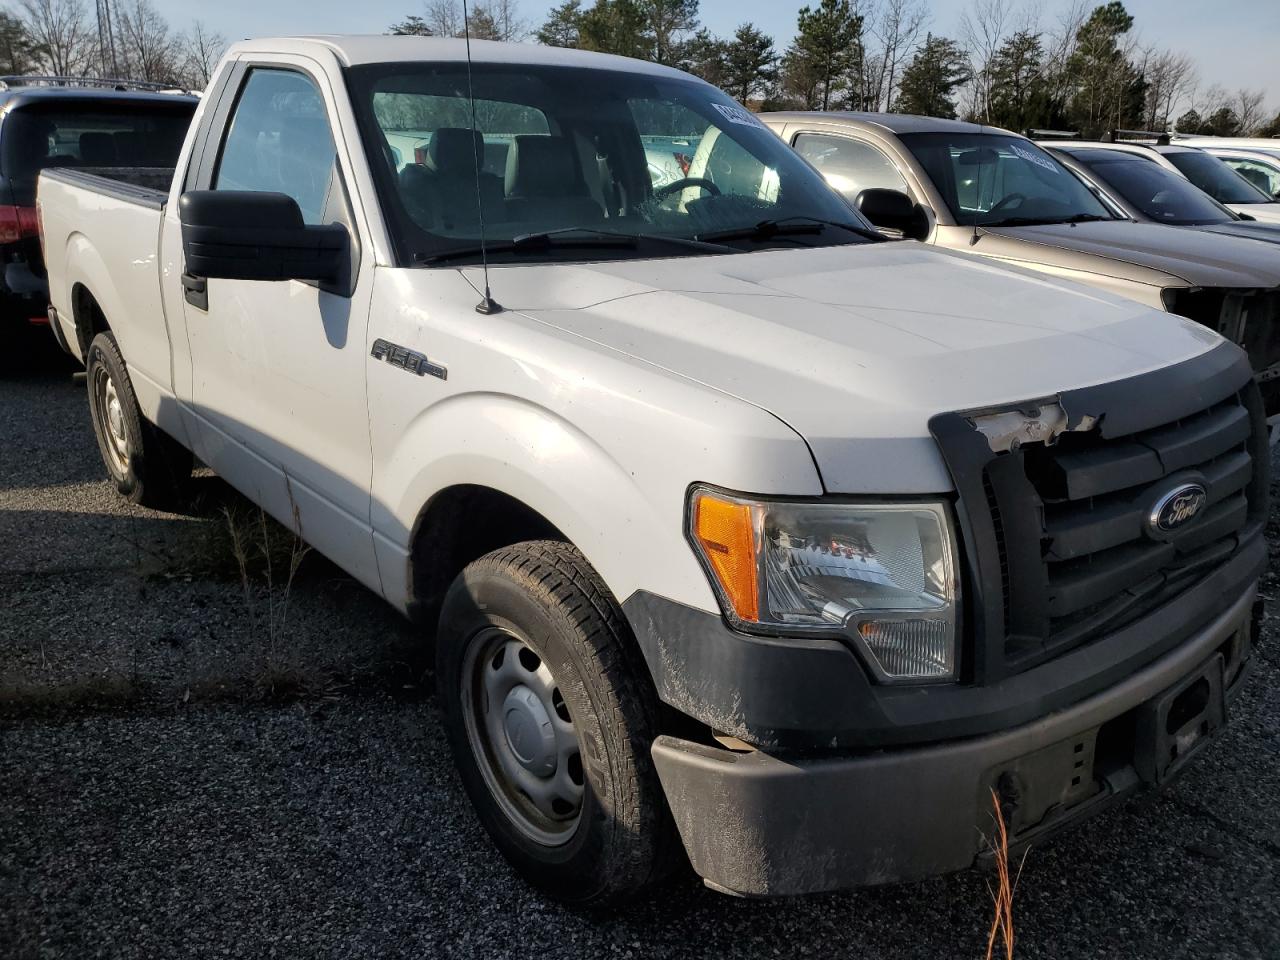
{"left": 401, "top": 127, "right": 504, "bottom": 232}
{"left": 79, "top": 132, "right": 117, "bottom": 164}
{"left": 504, "top": 135, "right": 603, "bottom": 226}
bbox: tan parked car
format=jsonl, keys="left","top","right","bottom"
{"left": 761, "top": 112, "right": 1280, "bottom": 417}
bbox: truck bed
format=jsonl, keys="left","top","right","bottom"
{"left": 38, "top": 165, "right": 174, "bottom": 395}
{"left": 39, "top": 166, "right": 173, "bottom": 209}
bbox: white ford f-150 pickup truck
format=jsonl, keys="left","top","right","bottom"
{"left": 39, "top": 36, "right": 1268, "bottom": 904}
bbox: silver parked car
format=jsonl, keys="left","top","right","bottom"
{"left": 761, "top": 111, "right": 1280, "bottom": 415}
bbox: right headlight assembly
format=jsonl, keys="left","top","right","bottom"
{"left": 687, "top": 486, "right": 959, "bottom": 683}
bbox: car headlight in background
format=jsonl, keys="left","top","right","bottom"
{"left": 688, "top": 487, "right": 959, "bottom": 683}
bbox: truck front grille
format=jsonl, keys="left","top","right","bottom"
{"left": 1012, "top": 394, "right": 1256, "bottom": 668}
{"left": 929, "top": 344, "right": 1267, "bottom": 683}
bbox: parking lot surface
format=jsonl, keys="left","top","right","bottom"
{"left": 3, "top": 363, "right": 1279, "bottom": 959}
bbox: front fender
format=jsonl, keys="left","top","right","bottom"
{"left": 371, "top": 391, "right": 718, "bottom": 615}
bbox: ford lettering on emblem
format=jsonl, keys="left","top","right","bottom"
{"left": 1148, "top": 482, "right": 1207, "bottom": 536}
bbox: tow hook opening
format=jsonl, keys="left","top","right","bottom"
{"left": 1167, "top": 678, "right": 1211, "bottom": 736}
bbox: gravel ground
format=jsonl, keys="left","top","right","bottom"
{"left": 2, "top": 361, "right": 1279, "bottom": 959}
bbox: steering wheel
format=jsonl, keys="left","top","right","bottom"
{"left": 986, "top": 192, "right": 1027, "bottom": 215}
{"left": 653, "top": 177, "right": 721, "bottom": 200}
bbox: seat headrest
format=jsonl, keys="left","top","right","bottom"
{"left": 504, "top": 135, "right": 581, "bottom": 198}
{"left": 427, "top": 128, "right": 483, "bottom": 176}
{"left": 79, "top": 132, "right": 116, "bottom": 163}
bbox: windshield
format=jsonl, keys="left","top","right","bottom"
{"left": 898, "top": 132, "right": 1113, "bottom": 227}
{"left": 345, "top": 62, "right": 873, "bottom": 265}
{"left": 1163, "top": 150, "right": 1272, "bottom": 204}
{"left": 1068, "top": 150, "right": 1233, "bottom": 225}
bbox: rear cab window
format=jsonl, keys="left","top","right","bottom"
{"left": 2, "top": 98, "right": 195, "bottom": 202}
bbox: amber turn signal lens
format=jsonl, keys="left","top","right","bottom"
{"left": 692, "top": 491, "right": 760, "bottom": 622}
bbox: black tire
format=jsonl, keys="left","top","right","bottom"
{"left": 86, "top": 331, "right": 192, "bottom": 509}
{"left": 437, "top": 540, "right": 678, "bottom": 906}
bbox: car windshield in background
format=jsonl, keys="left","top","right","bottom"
{"left": 345, "top": 62, "right": 875, "bottom": 265}
{"left": 898, "top": 132, "right": 1114, "bottom": 227}
{"left": 1068, "top": 150, "right": 1234, "bottom": 225}
{"left": 1, "top": 101, "right": 194, "bottom": 184}
{"left": 1163, "top": 150, "right": 1272, "bottom": 204}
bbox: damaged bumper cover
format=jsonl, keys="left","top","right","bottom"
{"left": 650, "top": 586, "right": 1260, "bottom": 897}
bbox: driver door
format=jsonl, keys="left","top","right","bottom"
{"left": 179, "top": 61, "right": 381, "bottom": 592}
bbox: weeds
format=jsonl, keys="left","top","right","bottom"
{"left": 984, "top": 787, "right": 1028, "bottom": 960}
{"left": 221, "top": 478, "right": 323, "bottom": 701}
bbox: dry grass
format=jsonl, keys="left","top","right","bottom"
{"left": 222, "top": 478, "right": 326, "bottom": 701}
{"left": 984, "top": 787, "right": 1028, "bottom": 960}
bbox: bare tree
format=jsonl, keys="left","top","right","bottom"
{"left": 425, "top": 0, "right": 463, "bottom": 37}
{"left": 868, "top": 0, "right": 928, "bottom": 111}
{"left": 959, "top": 0, "right": 1017, "bottom": 122}
{"left": 425, "top": 0, "right": 525, "bottom": 41}
{"left": 18, "top": 0, "right": 95, "bottom": 76}
{"left": 1234, "top": 88, "right": 1266, "bottom": 134}
{"left": 1039, "top": 0, "right": 1087, "bottom": 124}
{"left": 178, "top": 19, "right": 225, "bottom": 89}
{"left": 113, "top": 0, "right": 177, "bottom": 82}
{"left": 1137, "top": 47, "right": 1196, "bottom": 131}
{"left": 485, "top": 0, "right": 525, "bottom": 41}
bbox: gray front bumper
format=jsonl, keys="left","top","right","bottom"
{"left": 652, "top": 585, "right": 1259, "bottom": 897}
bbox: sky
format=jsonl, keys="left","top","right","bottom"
{"left": 146, "top": 0, "right": 1279, "bottom": 106}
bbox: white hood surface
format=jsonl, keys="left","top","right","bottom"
{"left": 469, "top": 242, "right": 1226, "bottom": 492}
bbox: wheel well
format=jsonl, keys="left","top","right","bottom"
{"left": 71, "top": 283, "right": 109, "bottom": 357}
{"left": 408, "top": 485, "right": 567, "bottom": 627}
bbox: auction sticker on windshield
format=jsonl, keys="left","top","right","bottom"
{"left": 712, "top": 103, "right": 765, "bottom": 129}
{"left": 1010, "top": 143, "right": 1059, "bottom": 173}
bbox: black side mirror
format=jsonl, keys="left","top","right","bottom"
{"left": 179, "top": 191, "right": 348, "bottom": 285}
{"left": 856, "top": 188, "right": 927, "bottom": 240}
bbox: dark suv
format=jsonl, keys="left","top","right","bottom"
{"left": 0, "top": 78, "right": 196, "bottom": 348}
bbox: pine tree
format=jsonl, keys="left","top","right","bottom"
{"left": 894, "top": 34, "right": 972, "bottom": 118}
{"left": 722, "top": 23, "right": 777, "bottom": 104}
{"left": 579, "top": 0, "right": 649, "bottom": 59}
{"left": 388, "top": 15, "right": 432, "bottom": 36}
{"left": 781, "top": 0, "right": 862, "bottom": 110}
{"left": 1175, "top": 109, "right": 1204, "bottom": 134}
{"left": 1066, "top": 2, "right": 1145, "bottom": 137}
{"left": 987, "top": 30, "right": 1057, "bottom": 132}
{"left": 536, "top": 1, "right": 584, "bottom": 48}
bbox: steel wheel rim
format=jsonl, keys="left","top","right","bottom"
{"left": 92, "top": 365, "right": 129, "bottom": 476}
{"left": 461, "top": 626, "right": 585, "bottom": 847}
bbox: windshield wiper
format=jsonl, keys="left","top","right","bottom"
{"left": 517, "top": 226, "right": 733, "bottom": 253}
{"left": 981, "top": 213, "right": 1113, "bottom": 227}
{"left": 696, "top": 216, "right": 883, "bottom": 245}
{"left": 416, "top": 226, "right": 732, "bottom": 264}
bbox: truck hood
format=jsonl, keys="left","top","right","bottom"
{"left": 466, "top": 242, "right": 1225, "bottom": 493}
{"left": 974, "top": 219, "right": 1280, "bottom": 288}
{"left": 1196, "top": 221, "right": 1280, "bottom": 246}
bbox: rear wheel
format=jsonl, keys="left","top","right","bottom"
{"left": 437, "top": 540, "right": 677, "bottom": 906}
{"left": 86, "top": 331, "right": 192, "bottom": 509}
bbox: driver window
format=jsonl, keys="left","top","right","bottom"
{"left": 793, "top": 133, "right": 908, "bottom": 201}
{"left": 215, "top": 68, "right": 337, "bottom": 225}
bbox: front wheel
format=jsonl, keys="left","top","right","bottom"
{"left": 86, "top": 331, "right": 192, "bottom": 509}
{"left": 436, "top": 541, "right": 678, "bottom": 906}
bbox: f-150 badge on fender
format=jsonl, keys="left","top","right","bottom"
{"left": 371, "top": 339, "right": 447, "bottom": 380}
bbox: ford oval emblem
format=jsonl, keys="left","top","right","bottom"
{"left": 1148, "top": 483, "right": 1208, "bottom": 535}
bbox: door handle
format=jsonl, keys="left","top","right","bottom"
{"left": 182, "top": 272, "right": 208, "bottom": 311}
